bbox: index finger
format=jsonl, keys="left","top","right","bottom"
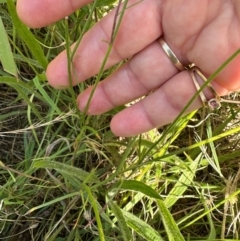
{"left": 43, "top": 0, "right": 162, "bottom": 88}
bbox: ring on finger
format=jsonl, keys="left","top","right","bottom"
{"left": 159, "top": 37, "right": 185, "bottom": 71}
{"left": 189, "top": 66, "right": 222, "bottom": 110}
{"left": 159, "top": 37, "right": 223, "bottom": 110}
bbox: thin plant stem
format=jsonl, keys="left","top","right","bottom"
{"left": 74, "top": 0, "right": 129, "bottom": 148}
{"left": 110, "top": 0, "right": 122, "bottom": 44}
{"left": 71, "top": 0, "right": 101, "bottom": 59}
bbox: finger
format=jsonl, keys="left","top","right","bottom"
{"left": 17, "top": 0, "right": 91, "bottom": 28}
{"left": 109, "top": 70, "right": 219, "bottom": 137}
{"left": 77, "top": 40, "right": 179, "bottom": 114}
{"left": 46, "top": 0, "right": 162, "bottom": 88}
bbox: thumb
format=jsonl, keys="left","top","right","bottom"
{"left": 17, "top": 0, "right": 91, "bottom": 28}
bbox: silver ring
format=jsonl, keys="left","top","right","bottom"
{"left": 159, "top": 37, "right": 185, "bottom": 71}
{"left": 189, "top": 66, "right": 221, "bottom": 110}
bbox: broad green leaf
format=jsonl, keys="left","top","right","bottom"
{"left": 96, "top": 0, "right": 116, "bottom": 7}
{"left": 34, "top": 160, "right": 100, "bottom": 184}
{"left": 3, "top": 198, "right": 24, "bottom": 205}
{"left": 164, "top": 155, "right": 200, "bottom": 208}
{"left": 112, "top": 180, "right": 162, "bottom": 200}
{"left": 157, "top": 199, "right": 185, "bottom": 241}
{"left": 110, "top": 201, "right": 132, "bottom": 241}
{"left": 121, "top": 209, "right": 164, "bottom": 241}
{"left": 0, "top": 17, "right": 17, "bottom": 76}
{"left": 7, "top": 0, "right": 48, "bottom": 69}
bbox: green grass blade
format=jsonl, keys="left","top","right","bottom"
{"left": 25, "top": 191, "right": 79, "bottom": 215}
{"left": 83, "top": 184, "right": 105, "bottom": 241}
{"left": 113, "top": 180, "right": 162, "bottom": 200}
{"left": 204, "top": 196, "right": 217, "bottom": 240}
{"left": 0, "top": 17, "right": 17, "bottom": 76}
{"left": 194, "top": 240, "right": 239, "bottom": 241}
{"left": 164, "top": 154, "right": 200, "bottom": 208}
{"left": 121, "top": 209, "right": 164, "bottom": 241}
{"left": 7, "top": 0, "right": 48, "bottom": 69}
{"left": 181, "top": 189, "right": 240, "bottom": 229}
{"left": 33, "top": 160, "right": 100, "bottom": 184}
{"left": 157, "top": 199, "right": 185, "bottom": 241}
{"left": 161, "top": 125, "right": 240, "bottom": 159}
{"left": 96, "top": 0, "right": 116, "bottom": 7}
{"left": 206, "top": 119, "right": 223, "bottom": 178}
{"left": 0, "top": 76, "right": 42, "bottom": 118}
{"left": 33, "top": 75, "right": 62, "bottom": 115}
{"left": 109, "top": 201, "right": 132, "bottom": 241}
{"left": 93, "top": 137, "right": 138, "bottom": 188}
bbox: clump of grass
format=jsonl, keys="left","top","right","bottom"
{"left": 1, "top": 1, "right": 240, "bottom": 241}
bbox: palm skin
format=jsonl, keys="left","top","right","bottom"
{"left": 17, "top": 0, "right": 240, "bottom": 136}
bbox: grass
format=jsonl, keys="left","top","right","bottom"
{"left": 1, "top": 0, "right": 240, "bottom": 240}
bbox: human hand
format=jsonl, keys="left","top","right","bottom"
{"left": 17, "top": 0, "right": 240, "bottom": 136}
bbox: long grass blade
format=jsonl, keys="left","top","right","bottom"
{"left": 7, "top": 0, "right": 48, "bottom": 69}
{"left": 121, "top": 209, "right": 164, "bottom": 241}
{"left": 164, "top": 154, "right": 201, "bottom": 208}
{"left": 83, "top": 184, "right": 105, "bottom": 241}
{"left": 109, "top": 201, "right": 132, "bottom": 241}
{"left": 0, "top": 17, "right": 17, "bottom": 76}
{"left": 25, "top": 191, "right": 79, "bottom": 215}
{"left": 157, "top": 199, "right": 185, "bottom": 241}
{"left": 33, "top": 160, "right": 100, "bottom": 184}
{"left": 112, "top": 180, "right": 162, "bottom": 200}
